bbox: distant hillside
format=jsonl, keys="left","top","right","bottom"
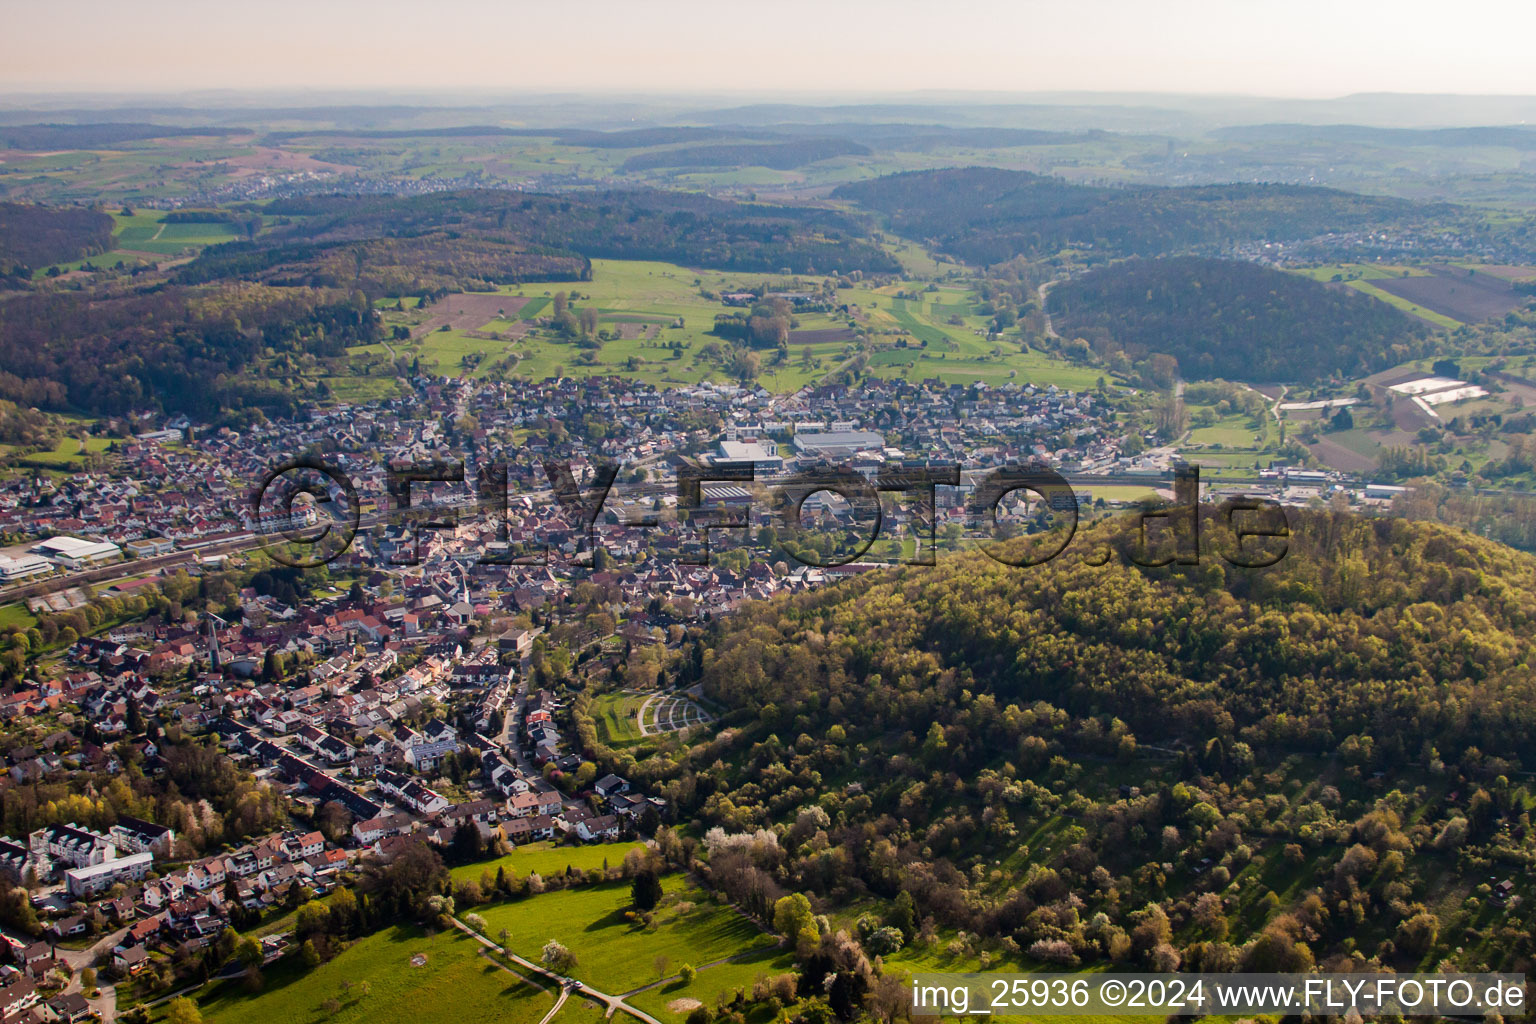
{"left": 1211, "top": 123, "right": 1536, "bottom": 150}
{"left": 833, "top": 166, "right": 1433, "bottom": 264}
{"left": 0, "top": 202, "right": 115, "bottom": 274}
{"left": 1045, "top": 256, "right": 1432, "bottom": 382}
{"left": 176, "top": 235, "right": 589, "bottom": 295}
{"left": 619, "top": 138, "right": 870, "bottom": 172}
{"left": 0, "top": 123, "right": 240, "bottom": 149}
{"left": 187, "top": 189, "right": 899, "bottom": 280}
{"left": 0, "top": 283, "right": 377, "bottom": 416}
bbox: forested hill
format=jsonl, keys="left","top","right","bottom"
{"left": 0, "top": 203, "right": 115, "bottom": 276}
{"left": 185, "top": 188, "right": 900, "bottom": 282}
{"left": 1044, "top": 256, "right": 1432, "bottom": 382}
{"left": 627, "top": 511, "right": 1536, "bottom": 975}
{"left": 832, "top": 167, "right": 1433, "bottom": 264}
{"left": 697, "top": 510, "right": 1536, "bottom": 770}
{"left": 0, "top": 284, "right": 377, "bottom": 416}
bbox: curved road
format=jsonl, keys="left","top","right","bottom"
{"left": 57, "top": 925, "right": 129, "bottom": 1024}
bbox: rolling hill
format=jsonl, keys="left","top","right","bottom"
{"left": 606, "top": 511, "right": 1536, "bottom": 977}
{"left": 832, "top": 167, "right": 1440, "bottom": 264}
{"left": 1045, "top": 256, "right": 1433, "bottom": 382}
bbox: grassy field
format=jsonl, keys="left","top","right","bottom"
{"left": 0, "top": 604, "right": 38, "bottom": 631}
{"left": 1082, "top": 485, "right": 1166, "bottom": 503}
{"left": 590, "top": 692, "right": 646, "bottom": 746}
{"left": 12, "top": 434, "right": 114, "bottom": 471}
{"left": 319, "top": 375, "right": 407, "bottom": 403}
{"left": 477, "top": 874, "right": 773, "bottom": 995}
{"left": 193, "top": 926, "right": 550, "bottom": 1024}
{"left": 450, "top": 841, "right": 647, "bottom": 884}
{"left": 1187, "top": 413, "right": 1267, "bottom": 449}
{"left": 627, "top": 945, "right": 796, "bottom": 1021}
{"left": 110, "top": 210, "right": 242, "bottom": 255}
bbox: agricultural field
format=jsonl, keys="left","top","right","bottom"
{"left": 1186, "top": 412, "right": 1268, "bottom": 449}
{"left": 191, "top": 926, "right": 550, "bottom": 1024}
{"left": 352, "top": 260, "right": 1107, "bottom": 396}
{"left": 476, "top": 874, "right": 774, "bottom": 996}
{"left": 1456, "top": 263, "right": 1536, "bottom": 283}
{"left": 1293, "top": 261, "right": 1536, "bottom": 327}
{"left": 1290, "top": 263, "right": 1462, "bottom": 328}
{"left": 1275, "top": 350, "right": 1536, "bottom": 475}
{"left": 28, "top": 209, "right": 242, "bottom": 276}
{"left": 1081, "top": 484, "right": 1167, "bottom": 504}
{"left": 1173, "top": 400, "right": 1278, "bottom": 475}
{"left": 1369, "top": 265, "right": 1529, "bottom": 324}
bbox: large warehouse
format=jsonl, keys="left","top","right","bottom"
{"left": 31, "top": 536, "right": 123, "bottom": 570}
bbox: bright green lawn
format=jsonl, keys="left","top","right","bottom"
{"left": 590, "top": 692, "right": 646, "bottom": 746}
{"left": 194, "top": 926, "right": 550, "bottom": 1024}
{"left": 15, "top": 435, "right": 113, "bottom": 469}
{"left": 1187, "top": 413, "right": 1267, "bottom": 449}
{"left": 477, "top": 875, "right": 772, "bottom": 995}
{"left": 627, "top": 945, "right": 796, "bottom": 1020}
{"left": 0, "top": 605, "right": 38, "bottom": 631}
{"left": 450, "top": 841, "right": 646, "bottom": 884}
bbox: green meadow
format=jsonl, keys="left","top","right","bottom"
{"left": 345, "top": 259, "right": 1107, "bottom": 396}
{"left": 627, "top": 945, "right": 796, "bottom": 1020}
{"left": 476, "top": 874, "right": 774, "bottom": 996}
{"left": 193, "top": 926, "right": 550, "bottom": 1024}
{"left": 589, "top": 692, "right": 647, "bottom": 746}
{"left": 449, "top": 840, "right": 647, "bottom": 884}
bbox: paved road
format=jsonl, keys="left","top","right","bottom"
{"left": 52, "top": 926, "right": 130, "bottom": 1024}
{"left": 1037, "top": 280, "right": 1063, "bottom": 340}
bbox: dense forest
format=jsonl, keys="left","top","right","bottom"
{"left": 1045, "top": 256, "right": 1433, "bottom": 382}
{"left": 0, "top": 202, "right": 115, "bottom": 275}
{"left": 0, "top": 123, "right": 237, "bottom": 150}
{"left": 0, "top": 282, "right": 378, "bottom": 415}
{"left": 698, "top": 510, "right": 1536, "bottom": 770}
{"left": 234, "top": 189, "right": 901, "bottom": 276}
{"left": 177, "top": 235, "right": 589, "bottom": 296}
{"left": 833, "top": 167, "right": 1443, "bottom": 264}
{"left": 568, "top": 511, "right": 1536, "bottom": 979}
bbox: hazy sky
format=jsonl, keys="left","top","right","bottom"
{"left": 5, "top": 0, "right": 1535, "bottom": 97}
